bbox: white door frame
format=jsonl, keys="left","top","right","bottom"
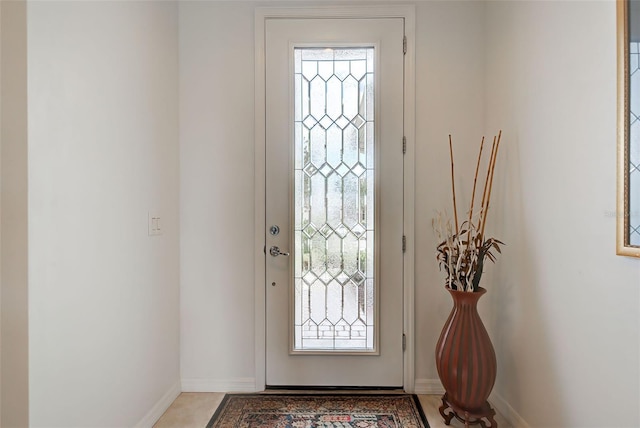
{"left": 254, "top": 5, "right": 416, "bottom": 392}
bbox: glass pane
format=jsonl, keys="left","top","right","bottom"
{"left": 630, "top": 42, "right": 640, "bottom": 245}
{"left": 294, "top": 47, "right": 375, "bottom": 351}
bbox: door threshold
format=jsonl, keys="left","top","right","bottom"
{"left": 264, "top": 385, "right": 404, "bottom": 393}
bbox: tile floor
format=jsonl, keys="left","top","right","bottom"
{"left": 154, "top": 392, "right": 512, "bottom": 427}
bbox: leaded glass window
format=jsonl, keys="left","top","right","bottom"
{"left": 293, "top": 47, "right": 375, "bottom": 351}
{"left": 629, "top": 42, "right": 640, "bottom": 245}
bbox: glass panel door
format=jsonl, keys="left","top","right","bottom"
{"left": 265, "top": 16, "right": 405, "bottom": 387}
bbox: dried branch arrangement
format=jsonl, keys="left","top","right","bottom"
{"left": 433, "top": 131, "right": 504, "bottom": 292}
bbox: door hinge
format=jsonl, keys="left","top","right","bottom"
{"left": 402, "top": 333, "right": 406, "bottom": 352}
{"left": 403, "top": 36, "right": 407, "bottom": 55}
{"left": 402, "top": 136, "right": 407, "bottom": 154}
{"left": 402, "top": 235, "right": 406, "bottom": 253}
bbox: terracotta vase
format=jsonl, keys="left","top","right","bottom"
{"left": 435, "top": 287, "right": 498, "bottom": 427}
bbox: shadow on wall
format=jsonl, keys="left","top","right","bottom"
{"left": 486, "top": 132, "right": 565, "bottom": 426}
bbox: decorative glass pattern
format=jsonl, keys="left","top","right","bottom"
{"left": 629, "top": 43, "right": 640, "bottom": 245}
{"left": 293, "top": 47, "right": 375, "bottom": 351}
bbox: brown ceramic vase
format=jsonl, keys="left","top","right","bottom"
{"left": 435, "top": 287, "right": 498, "bottom": 427}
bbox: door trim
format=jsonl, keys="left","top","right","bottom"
{"left": 254, "top": 5, "right": 416, "bottom": 392}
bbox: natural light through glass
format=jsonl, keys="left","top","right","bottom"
{"left": 293, "top": 47, "right": 375, "bottom": 351}
{"left": 629, "top": 42, "right": 640, "bottom": 245}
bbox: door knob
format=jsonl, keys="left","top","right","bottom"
{"left": 269, "top": 246, "right": 290, "bottom": 257}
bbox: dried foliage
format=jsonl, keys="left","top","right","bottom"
{"left": 433, "top": 132, "right": 504, "bottom": 292}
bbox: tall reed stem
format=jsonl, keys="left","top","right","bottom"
{"left": 480, "top": 130, "right": 502, "bottom": 237}
{"left": 449, "top": 135, "right": 459, "bottom": 235}
{"left": 478, "top": 137, "right": 497, "bottom": 236}
{"left": 467, "top": 136, "right": 485, "bottom": 245}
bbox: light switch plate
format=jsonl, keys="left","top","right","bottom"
{"left": 148, "top": 212, "right": 162, "bottom": 236}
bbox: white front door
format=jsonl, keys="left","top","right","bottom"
{"left": 265, "top": 17, "right": 405, "bottom": 387}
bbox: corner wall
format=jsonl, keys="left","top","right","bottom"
{"left": 413, "top": 0, "right": 487, "bottom": 391}
{"left": 179, "top": 1, "right": 258, "bottom": 390}
{"left": 485, "top": 1, "right": 640, "bottom": 426}
{"left": 26, "top": 2, "right": 181, "bottom": 426}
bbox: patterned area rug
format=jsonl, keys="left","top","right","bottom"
{"left": 206, "top": 394, "right": 430, "bottom": 428}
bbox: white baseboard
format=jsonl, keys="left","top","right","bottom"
{"left": 413, "top": 378, "right": 445, "bottom": 395}
{"left": 134, "top": 380, "right": 181, "bottom": 428}
{"left": 490, "top": 390, "right": 530, "bottom": 428}
{"left": 181, "top": 377, "right": 257, "bottom": 392}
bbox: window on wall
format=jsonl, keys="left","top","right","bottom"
{"left": 629, "top": 42, "right": 640, "bottom": 245}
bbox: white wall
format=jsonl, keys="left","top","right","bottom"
{"left": 179, "top": 0, "right": 486, "bottom": 391}
{"left": 179, "top": 1, "right": 258, "bottom": 390}
{"left": 27, "top": 2, "right": 181, "bottom": 426}
{"left": 1, "top": 1, "right": 29, "bottom": 426}
{"left": 485, "top": 1, "right": 640, "bottom": 426}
